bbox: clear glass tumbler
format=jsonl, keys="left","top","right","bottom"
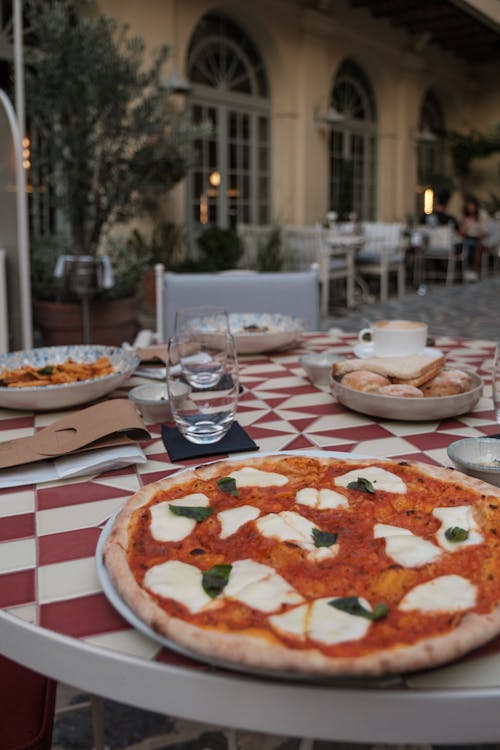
{"left": 166, "top": 331, "right": 239, "bottom": 444}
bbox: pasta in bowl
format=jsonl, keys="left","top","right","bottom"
{"left": 0, "top": 345, "right": 139, "bottom": 411}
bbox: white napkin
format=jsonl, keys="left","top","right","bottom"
{"left": 0, "top": 444, "right": 146, "bottom": 489}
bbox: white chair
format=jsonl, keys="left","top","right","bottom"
{"left": 236, "top": 223, "right": 276, "bottom": 268}
{"left": 355, "top": 222, "right": 406, "bottom": 302}
{"left": 481, "top": 219, "right": 500, "bottom": 278}
{"left": 318, "top": 228, "right": 358, "bottom": 314}
{"left": 422, "top": 224, "right": 464, "bottom": 286}
{"left": 152, "top": 265, "right": 321, "bottom": 342}
{"left": 282, "top": 225, "right": 357, "bottom": 314}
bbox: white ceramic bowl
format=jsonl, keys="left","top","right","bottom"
{"left": 0, "top": 345, "right": 139, "bottom": 411}
{"left": 447, "top": 437, "right": 500, "bottom": 487}
{"left": 128, "top": 381, "right": 191, "bottom": 424}
{"left": 300, "top": 352, "right": 342, "bottom": 386}
{"left": 330, "top": 370, "right": 483, "bottom": 421}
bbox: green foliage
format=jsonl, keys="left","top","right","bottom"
{"left": 25, "top": 0, "right": 207, "bottom": 261}
{"left": 30, "top": 233, "right": 150, "bottom": 302}
{"left": 447, "top": 126, "right": 500, "bottom": 176}
{"left": 256, "top": 226, "right": 284, "bottom": 271}
{"left": 127, "top": 222, "right": 187, "bottom": 270}
{"left": 195, "top": 227, "right": 244, "bottom": 271}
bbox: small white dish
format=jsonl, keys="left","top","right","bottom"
{"left": 353, "top": 343, "right": 442, "bottom": 360}
{"left": 447, "top": 437, "right": 500, "bottom": 487}
{"left": 128, "top": 381, "right": 190, "bottom": 424}
{"left": 300, "top": 352, "right": 341, "bottom": 385}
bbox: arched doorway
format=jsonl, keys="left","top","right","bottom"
{"left": 186, "top": 12, "right": 271, "bottom": 243}
{"left": 329, "top": 59, "right": 377, "bottom": 221}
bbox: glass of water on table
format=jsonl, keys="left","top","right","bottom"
{"left": 166, "top": 308, "right": 239, "bottom": 444}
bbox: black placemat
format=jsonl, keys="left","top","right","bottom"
{"left": 161, "top": 421, "right": 259, "bottom": 462}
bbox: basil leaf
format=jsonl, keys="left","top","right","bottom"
{"left": 346, "top": 477, "right": 375, "bottom": 494}
{"left": 312, "top": 528, "right": 338, "bottom": 548}
{"left": 444, "top": 526, "right": 469, "bottom": 542}
{"left": 217, "top": 477, "right": 238, "bottom": 496}
{"left": 202, "top": 564, "right": 232, "bottom": 598}
{"left": 169, "top": 505, "right": 213, "bottom": 522}
{"left": 37, "top": 366, "right": 54, "bottom": 375}
{"left": 329, "top": 596, "right": 389, "bottom": 621}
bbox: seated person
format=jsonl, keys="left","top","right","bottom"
{"left": 420, "top": 189, "right": 459, "bottom": 230}
{"left": 459, "top": 195, "right": 489, "bottom": 280}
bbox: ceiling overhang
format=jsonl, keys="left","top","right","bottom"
{"left": 348, "top": 0, "right": 500, "bottom": 64}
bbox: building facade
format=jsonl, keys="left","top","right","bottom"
{"left": 96, "top": 0, "right": 500, "bottom": 241}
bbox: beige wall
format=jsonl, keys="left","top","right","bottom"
{"left": 97, "top": 0, "right": 500, "bottom": 225}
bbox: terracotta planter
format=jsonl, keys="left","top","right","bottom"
{"left": 33, "top": 297, "right": 139, "bottom": 346}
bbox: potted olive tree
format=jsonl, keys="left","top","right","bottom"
{"left": 25, "top": 0, "right": 204, "bottom": 344}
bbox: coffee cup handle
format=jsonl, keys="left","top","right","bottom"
{"left": 358, "top": 328, "right": 372, "bottom": 343}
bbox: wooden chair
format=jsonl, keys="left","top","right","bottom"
{"left": 355, "top": 222, "right": 406, "bottom": 302}
{"left": 0, "top": 655, "right": 56, "bottom": 750}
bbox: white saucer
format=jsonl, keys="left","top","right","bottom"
{"left": 353, "top": 343, "right": 442, "bottom": 360}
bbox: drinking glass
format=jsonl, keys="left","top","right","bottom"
{"left": 493, "top": 339, "right": 500, "bottom": 427}
{"left": 166, "top": 331, "right": 239, "bottom": 444}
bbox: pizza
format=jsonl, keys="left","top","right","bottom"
{"left": 103, "top": 453, "right": 500, "bottom": 676}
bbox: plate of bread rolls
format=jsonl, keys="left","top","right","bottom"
{"left": 330, "top": 353, "right": 482, "bottom": 420}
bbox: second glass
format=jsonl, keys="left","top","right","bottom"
{"left": 166, "top": 331, "right": 239, "bottom": 444}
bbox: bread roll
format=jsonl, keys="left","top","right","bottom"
{"left": 376, "top": 384, "right": 424, "bottom": 398}
{"left": 341, "top": 371, "right": 391, "bottom": 392}
{"left": 421, "top": 369, "right": 472, "bottom": 397}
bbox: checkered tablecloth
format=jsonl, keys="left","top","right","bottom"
{"left": 1, "top": 332, "right": 499, "bottom": 690}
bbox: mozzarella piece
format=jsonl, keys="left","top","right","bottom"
{"left": 374, "top": 523, "right": 413, "bottom": 538}
{"left": 432, "top": 506, "right": 484, "bottom": 552}
{"left": 150, "top": 493, "right": 210, "bottom": 542}
{"left": 256, "top": 511, "right": 338, "bottom": 561}
{"left": 269, "top": 603, "right": 308, "bottom": 639}
{"left": 374, "top": 523, "right": 441, "bottom": 567}
{"left": 399, "top": 574, "right": 477, "bottom": 612}
{"left": 224, "top": 558, "right": 303, "bottom": 612}
{"left": 335, "top": 467, "right": 407, "bottom": 494}
{"left": 269, "top": 597, "right": 374, "bottom": 645}
{"left": 296, "top": 487, "right": 349, "bottom": 510}
{"left": 144, "top": 560, "right": 211, "bottom": 613}
{"left": 228, "top": 467, "right": 288, "bottom": 487}
{"left": 218, "top": 505, "right": 260, "bottom": 539}
{"left": 309, "top": 597, "right": 372, "bottom": 645}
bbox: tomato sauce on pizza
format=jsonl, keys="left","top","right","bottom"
{"left": 103, "top": 454, "right": 500, "bottom": 675}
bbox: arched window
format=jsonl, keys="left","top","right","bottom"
{"left": 186, "top": 13, "right": 271, "bottom": 239}
{"left": 416, "top": 90, "right": 447, "bottom": 203}
{"left": 329, "top": 60, "right": 377, "bottom": 220}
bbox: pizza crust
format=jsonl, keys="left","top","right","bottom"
{"left": 102, "top": 453, "right": 500, "bottom": 677}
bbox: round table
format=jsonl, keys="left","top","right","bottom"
{"left": 1, "top": 332, "right": 498, "bottom": 745}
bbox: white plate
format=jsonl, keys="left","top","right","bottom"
{"left": 228, "top": 313, "right": 303, "bottom": 354}
{"left": 97, "top": 449, "right": 394, "bottom": 685}
{"left": 353, "top": 343, "right": 442, "bottom": 360}
{"left": 0, "top": 345, "right": 139, "bottom": 411}
{"left": 331, "top": 371, "right": 483, "bottom": 421}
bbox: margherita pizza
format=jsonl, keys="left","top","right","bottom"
{"left": 102, "top": 453, "right": 500, "bottom": 676}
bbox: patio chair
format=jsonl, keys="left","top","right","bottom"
{"left": 355, "top": 222, "right": 406, "bottom": 302}
{"left": 0, "top": 655, "right": 56, "bottom": 750}
{"left": 422, "top": 224, "right": 464, "bottom": 286}
{"left": 154, "top": 266, "right": 320, "bottom": 341}
{"left": 481, "top": 218, "right": 500, "bottom": 278}
{"left": 283, "top": 225, "right": 357, "bottom": 314}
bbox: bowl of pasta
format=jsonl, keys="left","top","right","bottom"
{"left": 0, "top": 345, "right": 140, "bottom": 411}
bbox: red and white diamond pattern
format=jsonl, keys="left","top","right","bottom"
{"left": 0, "top": 332, "right": 499, "bottom": 687}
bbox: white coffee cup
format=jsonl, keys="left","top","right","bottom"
{"left": 358, "top": 320, "right": 428, "bottom": 357}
